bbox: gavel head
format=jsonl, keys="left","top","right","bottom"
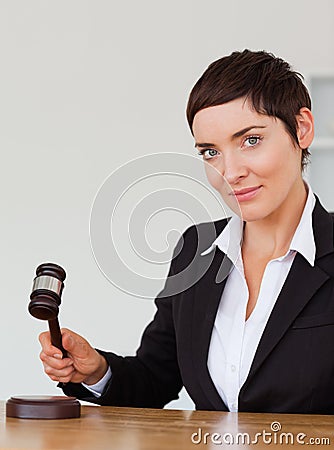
{"left": 28, "top": 263, "right": 66, "bottom": 321}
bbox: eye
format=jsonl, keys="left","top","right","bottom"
{"left": 244, "top": 136, "right": 262, "bottom": 147}
{"left": 198, "top": 149, "right": 219, "bottom": 160}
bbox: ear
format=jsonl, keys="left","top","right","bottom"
{"left": 296, "top": 107, "right": 314, "bottom": 149}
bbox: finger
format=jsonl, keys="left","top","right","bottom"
{"left": 50, "top": 374, "right": 75, "bottom": 383}
{"left": 39, "top": 332, "right": 63, "bottom": 359}
{"left": 40, "top": 352, "right": 73, "bottom": 370}
{"left": 44, "top": 364, "right": 75, "bottom": 379}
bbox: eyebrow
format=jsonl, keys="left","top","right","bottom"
{"left": 195, "top": 125, "right": 267, "bottom": 148}
{"left": 232, "top": 125, "right": 267, "bottom": 139}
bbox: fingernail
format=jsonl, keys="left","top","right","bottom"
{"left": 53, "top": 353, "right": 62, "bottom": 359}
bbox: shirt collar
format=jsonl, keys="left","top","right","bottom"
{"left": 201, "top": 181, "right": 316, "bottom": 267}
{"left": 289, "top": 181, "right": 316, "bottom": 266}
{"left": 200, "top": 213, "right": 243, "bottom": 267}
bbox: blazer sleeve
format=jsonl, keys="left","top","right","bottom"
{"left": 61, "top": 236, "right": 185, "bottom": 408}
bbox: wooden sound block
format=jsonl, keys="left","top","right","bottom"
{"left": 6, "top": 396, "right": 81, "bottom": 419}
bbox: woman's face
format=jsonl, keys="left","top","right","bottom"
{"left": 192, "top": 97, "right": 311, "bottom": 222}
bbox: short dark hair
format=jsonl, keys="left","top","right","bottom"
{"left": 186, "top": 49, "right": 312, "bottom": 170}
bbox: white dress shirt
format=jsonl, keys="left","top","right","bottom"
{"left": 204, "top": 182, "right": 316, "bottom": 411}
{"left": 84, "top": 183, "right": 316, "bottom": 408}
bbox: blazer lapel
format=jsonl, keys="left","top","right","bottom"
{"left": 191, "top": 248, "right": 232, "bottom": 410}
{"left": 242, "top": 197, "right": 334, "bottom": 386}
{"left": 242, "top": 255, "right": 329, "bottom": 384}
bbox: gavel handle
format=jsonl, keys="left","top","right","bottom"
{"left": 48, "top": 318, "right": 67, "bottom": 358}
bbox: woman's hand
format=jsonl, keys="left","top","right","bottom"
{"left": 39, "top": 328, "right": 108, "bottom": 385}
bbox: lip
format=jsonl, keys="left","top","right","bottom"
{"left": 230, "top": 186, "right": 262, "bottom": 202}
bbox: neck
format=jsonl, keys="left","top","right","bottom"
{"left": 242, "top": 179, "right": 308, "bottom": 258}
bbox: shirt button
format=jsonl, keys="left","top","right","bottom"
{"left": 231, "top": 365, "right": 236, "bottom": 372}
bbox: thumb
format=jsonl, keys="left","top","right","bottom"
{"left": 61, "top": 328, "right": 92, "bottom": 359}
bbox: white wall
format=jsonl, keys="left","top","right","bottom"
{"left": 1, "top": 0, "right": 333, "bottom": 409}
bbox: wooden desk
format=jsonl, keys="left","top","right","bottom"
{"left": 1, "top": 401, "right": 333, "bottom": 449}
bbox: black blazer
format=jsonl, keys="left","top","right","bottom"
{"left": 63, "top": 196, "right": 334, "bottom": 414}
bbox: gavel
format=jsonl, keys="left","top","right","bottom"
{"left": 28, "top": 262, "right": 67, "bottom": 357}
{"left": 6, "top": 262, "right": 81, "bottom": 419}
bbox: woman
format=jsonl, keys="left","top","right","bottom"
{"left": 39, "top": 50, "right": 334, "bottom": 414}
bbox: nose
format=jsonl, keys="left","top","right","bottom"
{"left": 218, "top": 152, "right": 247, "bottom": 185}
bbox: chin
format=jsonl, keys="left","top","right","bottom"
{"left": 235, "top": 204, "right": 270, "bottom": 223}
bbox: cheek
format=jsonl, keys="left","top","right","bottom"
{"left": 248, "top": 149, "right": 286, "bottom": 179}
{"left": 204, "top": 163, "right": 233, "bottom": 197}
{"left": 204, "top": 164, "right": 224, "bottom": 190}
{"left": 254, "top": 137, "right": 301, "bottom": 178}
{"left": 204, "top": 164, "right": 240, "bottom": 211}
